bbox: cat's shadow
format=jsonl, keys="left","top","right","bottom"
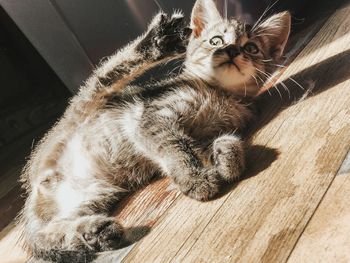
{"left": 247, "top": 49, "right": 350, "bottom": 136}
{"left": 215, "top": 145, "right": 280, "bottom": 199}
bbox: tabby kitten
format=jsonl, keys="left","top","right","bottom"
{"left": 19, "top": 0, "right": 291, "bottom": 262}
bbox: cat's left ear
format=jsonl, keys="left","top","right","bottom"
{"left": 253, "top": 11, "right": 291, "bottom": 58}
{"left": 191, "top": 0, "right": 222, "bottom": 38}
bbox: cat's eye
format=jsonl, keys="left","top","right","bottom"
{"left": 244, "top": 43, "right": 259, "bottom": 54}
{"left": 209, "top": 36, "right": 224, "bottom": 46}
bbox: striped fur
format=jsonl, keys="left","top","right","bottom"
{"left": 18, "top": 1, "right": 291, "bottom": 262}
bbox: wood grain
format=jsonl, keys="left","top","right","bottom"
{"left": 0, "top": 223, "right": 28, "bottom": 263}
{"left": 287, "top": 152, "right": 350, "bottom": 263}
{"left": 95, "top": 178, "right": 181, "bottom": 261}
{"left": 114, "top": 178, "right": 180, "bottom": 227}
{"left": 122, "top": 5, "right": 350, "bottom": 263}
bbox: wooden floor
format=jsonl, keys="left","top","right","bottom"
{"left": 1, "top": 3, "right": 350, "bottom": 263}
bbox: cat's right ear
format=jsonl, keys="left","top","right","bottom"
{"left": 191, "top": 0, "right": 222, "bottom": 38}
{"left": 253, "top": 11, "right": 291, "bottom": 58}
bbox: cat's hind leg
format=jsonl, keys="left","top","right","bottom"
{"left": 32, "top": 215, "right": 124, "bottom": 262}
{"left": 22, "top": 176, "right": 126, "bottom": 262}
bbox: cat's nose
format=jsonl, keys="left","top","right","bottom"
{"left": 225, "top": 45, "right": 240, "bottom": 58}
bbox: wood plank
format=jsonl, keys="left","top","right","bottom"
{"left": 0, "top": 223, "right": 28, "bottom": 263}
{"left": 122, "top": 4, "right": 350, "bottom": 263}
{"left": 113, "top": 178, "right": 180, "bottom": 227}
{"left": 287, "top": 152, "right": 350, "bottom": 263}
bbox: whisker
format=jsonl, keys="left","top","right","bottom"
{"left": 279, "top": 80, "right": 291, "bottom": 99}
{"left": 251, "top": 74, "right": 260, "bottom": 88}
{"left": 272, "top": 64, "right": 286, "bottom": 68}
{"left": 257, "top": 68, "right": 290, "bottom": 99}
{"left": 259, "top": 60, "right": 286, "bottom": 69}
{"left": 253, "top": 32, "right": 279, "bottom": 37}
{"left": 251, "top": 0, "right": 281, "bottom": 32}
{"left": 255, "top": 67, "right": 272, "bottom": 81}
{"left": 254, "top": 25, "right": 289, "bottom": 34}
{"left": 273, "top": 84, "right": 283, "bottom": 99}
{"left": 261, "top": 59, "right": 274, "bottom": 62}
{"left": 256, "top": 71, "right": 282, "bottom": 99}
{"left": 257, "top": 61, "right": 305, "bottom": 92}
{"left": 289, "top": 77, "right": 306, "bottom": 91}
{"left": 252, "top": 74, "right": 271, "bottom": 96}
{"left": 224, "top": 0, "right": 228, "bottom": 20}
{"left": 153, "top": 0, "right": 164, "bottom": 11}
{"left": 255, "top": 72, "right": 268, "bottom": 85}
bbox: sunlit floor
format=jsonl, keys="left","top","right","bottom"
{"left": 1, "top": 3, "right": 350, "bottom": 263}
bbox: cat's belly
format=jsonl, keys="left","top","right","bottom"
{"left": 87, "top": 107, "right": 160, "bottom": 188}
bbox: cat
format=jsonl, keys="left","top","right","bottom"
{"left": 18, "top": 0, "right": 291, "bottom": 262}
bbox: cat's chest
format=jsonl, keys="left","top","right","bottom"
{"left": 183, "top": 91, "right": 251, "bottom": 140}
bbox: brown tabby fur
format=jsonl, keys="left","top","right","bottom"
{"left": 18, "top": 0, "right": 291, "bottom": 262}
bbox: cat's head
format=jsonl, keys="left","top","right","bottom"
{"left": 184, "top": 0, "right": 291, "bottom": 97}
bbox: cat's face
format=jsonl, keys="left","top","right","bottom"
{"left": 184, "top": 0, "right": 291, "bottom": 97}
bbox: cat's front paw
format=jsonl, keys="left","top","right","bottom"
{"left": 180, "top": 169, "right": 220, "bottom": 201}
{"left": 213, "top": 135, "right": 245, "bottom": 182}
{"left": 145, "top": 12, "right": 192, "bottom": 59}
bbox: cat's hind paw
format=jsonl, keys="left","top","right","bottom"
{"left": 77, "top": 216, "right": 125, "bottom": 252}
